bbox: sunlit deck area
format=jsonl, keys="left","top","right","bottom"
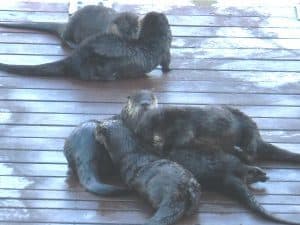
{"left": 0, "top": 0, "right": 300, "bottom": 224}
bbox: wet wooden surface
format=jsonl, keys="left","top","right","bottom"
{"left": 0, "top": 0, "right": 300, "bottom": 224}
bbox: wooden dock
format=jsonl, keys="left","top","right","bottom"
{"left": 0, "top": 0, "right": 300, "bottom": 224}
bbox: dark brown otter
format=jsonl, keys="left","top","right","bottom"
{"left": 167, "top": 145, "right": 300, "bottom": 225}
{"left": 0, "top": 12, "right": 171, "bottom": 80}
{"left": 120, "top": 90, "right": 300, "bottom": 224}
{"left": 134, "top": 104, "right": 300, "bottom": 164}
{"left": 0, "top": 4, "right": 139, "bottom": 48}
{"left": 95, "top": 119, "right": 201, "bottom": 225}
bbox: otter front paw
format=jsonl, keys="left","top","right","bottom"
{"left": 245, "top": 166, "right": 269, "bottom": 184}
{"left": 161, "top": 66, "right": 171, "bottom": 73}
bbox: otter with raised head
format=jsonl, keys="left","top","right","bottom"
{"left": 63, "top": 119, "right": 129, "bottom": 196}
{"left": 0, "top": 12, "right": 171, "bottom": 80}
{"left": 0, "top": 4, "right": 139, "bottom": 48}
{"left": 95, "top": 119, "right": 201, "bottom": 225}
{"left": 121, "top": 90, "right": 300, "bottom": 224}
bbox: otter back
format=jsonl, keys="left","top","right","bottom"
{"left": 96, "top": 119, "right": 201, "bottom": 225}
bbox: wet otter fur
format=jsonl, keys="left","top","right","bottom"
{"left": 167, "top": 145, "right": 300, "bottom": 225}
{"left": 134, "top": 104, "right": 300, "bottom": 164}
{"left": 0, "top": 4, "right": 139, "bottom": 48}
{"left": 0, "top": 12, "right": 171, "bottom": 80}
{"left": 63, "top": 90, "right": 159, "bottom": 195}
{"left": 95, "top": 119, "right": 201, "bottom": 225}
{"left": 63, "top": 119, "right": 129, "bottom": 196}
{"left": 120, "top": 90, "right": 300, "bottom": 224}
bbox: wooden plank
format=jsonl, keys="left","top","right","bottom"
{"left": 0, "top": 55, "right": 299, "bottom": 72}
{"left": 113, "top": 4, "right": 296, "bottom": 17}
{"left": 1, "top": 125, "right": 300, "bottom": 143}
{"left": 1, "top": 159, "right": 299, "bottom": 182}
{"left": 1, "top": 34, "right": 300, "bottom": 49}
{"left": 2, "top": 76, "right": 300, "bottom": 95}
{"left": 170, "top": 58, "right": 300, "bottom": 72}
{"left": 1, "top": 188, "right": 300, "bottom": 205}
{"left": 2, "top": 26, "right": 300, "bottom": 39}
{"left": 1, "top": 89, "right": 300, "bottom": 106}
{"left": 0, "top": 175, "right": 298, "bottom": 195}
{"left": 172, "top": 37, "right": 300, "bottom": 49}
{"left": 0, "top": 11, "right": 67, "bottom": 23}
{"left": 1, "top": 69, "right": 300, "bottom": 84}
{"left": 167, "top": 15, "right": 300, "bottom": 28}
{"left": 0, "top": 207, "right": 299, "bottom": 224}
{"left": 0, "top": 137, "right": 64, "bottom": 150}
{"left": 1, "top": 11, "right": 300, "bottom": 28}
{"left": 2, "top": 101, "right": 300, "bottom": 118}
{"left": 0, "top": 136, "right": 297, "bottom": 153}
{"left": 1, "top": 43, "right": 300, "bottom": 60}
{"left": 171, "top": 26, "right": 300, "bottom": 38}
{"left": 0, "top": 2, "right": 295, "bottom": 17}
{"left": 1, "top": 112, "right": 300, "bottom": 130}
{"left": 0, "top": 150, "right": 66, "bottom": 164}
{"left": 0, "top": 2, "right": 67, "bottom": 12}
{"left": 0, "top": 43, "right": 69, "bottom": 55}
{"left": 171, "top": 48, "right": 300, "bottom": 60}
{"left": 2, "top": 198, "right": 300, "bottom": 214}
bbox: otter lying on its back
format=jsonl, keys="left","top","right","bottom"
{"left": 63, "top": 119, "right": 129, "bottom": 196}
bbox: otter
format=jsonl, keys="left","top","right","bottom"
{"left": 167, "top": 145, "right": 300, "bottom": 225}
{"left": 95, "top": 119, "right": 201, "bottom": 225}
{"left": 63, "top": 90, "right": 159, "bottom": 196}
{"left": 0, "top": 12, "right": 171, "bottom": 80}
{"left": 133, "top": 103, "right": 300, "bottom": 164}
{"left": 63, "top": 119, "right": 129, "bottom": 196}
{"left": 0, "top": 4, "right": 139, "bottom": 48}
{"left": 120, "top": 90, "right": 300, "bottom": 224}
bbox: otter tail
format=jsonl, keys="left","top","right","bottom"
{"left": 77, "top": 163, "right": 129, "bottom": 196}
{"left": 224, "top": 176, "right": 300, "bottom": 225}
{"left": 0, "top": 58, "right": 72, "bottom": 77}
{"left": 258, "top": 140, "right": 300, "bottom": 163}
{"left": 145, "top": 179, "right": 201, "bottom": 225}
{"left": 0, "top": 22, "right": 65, "bottom": 36}
{"left": 144, "top": 200, "right": 187, "bottom": 225}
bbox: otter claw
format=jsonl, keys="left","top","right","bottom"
{"left": 246, "top": 166, "right": 268, "bottom": 184}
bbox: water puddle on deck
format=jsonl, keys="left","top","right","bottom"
{"left": 0, "top": 163, "right": 33, "bottom": 220}
{"left": 0, "top": 108, "right": 12, "bottom": 123}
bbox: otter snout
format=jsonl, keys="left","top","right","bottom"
{"left": 140, "top": 101, "right": 151, "bottom": 109}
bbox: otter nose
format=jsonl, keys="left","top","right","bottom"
{"left": 141, "top": 101, "right": 150, "bottom": 108}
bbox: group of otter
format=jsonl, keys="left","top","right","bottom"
{"left": 1, "top": 4, "right": 300, "bottom": 225}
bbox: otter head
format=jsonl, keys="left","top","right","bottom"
{"left": 108, "top": 12, "right": 140, "bottom": 40}
{"left": 138, "top": 12, "right": 171, "bottom": 41}
{"left": 121, "top": 89, "right": 158, "bottom": 130}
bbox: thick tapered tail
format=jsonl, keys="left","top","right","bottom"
{"left": 144, "top": 200, "right": 187, "bottom": 225}
{"left": 225, "top": 176, "right": 300, "bottom": 225}
{"left": 77, "top": 163, "right": 129, "bottom": 196}
{"left": 0, "top": 58, "right": 71, "bottom": 77}
{"left": 145, "top": 179, "right": 201, "bottom": 225}
{"left": 258, "top": 141, "right": 300, "bottom": 163}
{"left": 0, "top": 22, "right": 65, "bottom": 36}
